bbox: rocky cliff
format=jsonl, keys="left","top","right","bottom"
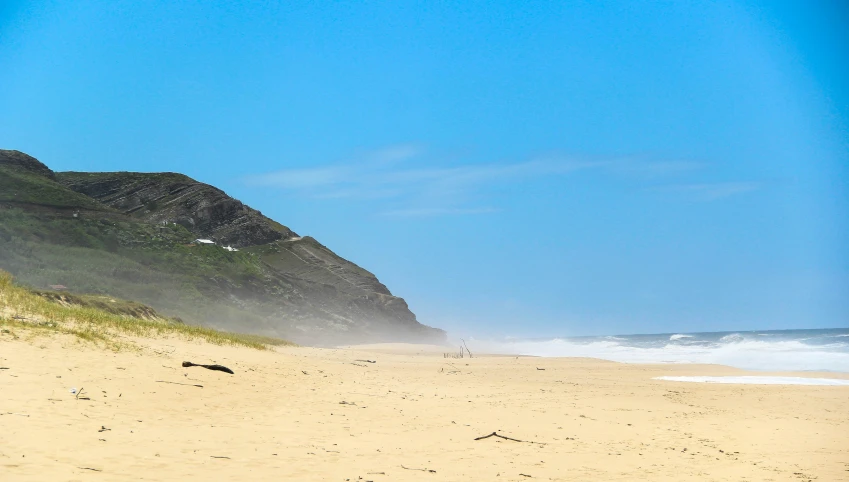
{"left": 1, "top": 150, "right": 446, "bottom": 345}
{"left": 57, "top": 172, "right": 294, "bottom": 248}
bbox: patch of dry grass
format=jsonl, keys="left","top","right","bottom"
{"left": 0, "top": 270, "right": 294, "bottom": 350}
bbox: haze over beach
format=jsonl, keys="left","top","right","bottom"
{"left": 1, "top": 1, "right": 848, "bottom": 481}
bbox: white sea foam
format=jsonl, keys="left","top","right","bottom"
{"left": 654, "top": 376, "right": 849, "bottom": 386}
{"left": 470, "top": 337, "right": 849, "bottom": 372}
{"left": 669, "top": 334, "right": 693, "bottom": 341}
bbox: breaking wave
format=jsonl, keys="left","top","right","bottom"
{"left": 654, "top": 376, "right": 849, "bottom": 386}
{"left": 469, "top": 329, "right": 849, "bottom": 372}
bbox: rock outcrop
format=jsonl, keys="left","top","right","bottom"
{"left": 58, "top": 172, "right": 294, "bottom": 248}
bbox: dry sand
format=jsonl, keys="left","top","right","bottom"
{"left": 1, "top": 335, "right": 848, "bottom": 481}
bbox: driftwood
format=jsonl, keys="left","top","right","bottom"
{"left": 182, "top": 361, "right": 234, "bottom": 374}
{"left": 401, "top": 465, "right": 436, "bottom": 473}
{"left": 355, "top": 359, "right": 376, "bottom": 363}
{"left": 474, "top": 432, "right": 539, "bottom": 444}
{"left": 156, "top": 380, "right": 203, "bottom": 388}
{"left": 75, "top": 387, "right": 90, "bottom": 400}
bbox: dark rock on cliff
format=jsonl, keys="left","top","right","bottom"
{"left": 57, "top": 172, "right": 295, "bottom": 248}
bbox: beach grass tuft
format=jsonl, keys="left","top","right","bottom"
{"left": 0, "top": 270, "right": 294, "bottom": 350}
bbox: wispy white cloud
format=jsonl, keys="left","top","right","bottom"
{"left": 244, "top": 153, "right": 597, "bottom": 216}
{"left": 604, "top": 159, "right": 706, "bottom": 178}
{"left": 243, "top": 145, "right": 758, "bottom": 214}
{"left": 367, "top": 144, "right": 423, "bottom": 164}
{"left": 657, "top": 181, "right": 762, "bottom": 200}
{"left": 245, "top": 155, "right": 597, "bottom": 193}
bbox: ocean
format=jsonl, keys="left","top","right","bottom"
{"left": 469, "top": 328, "right": 849, "bottom": 373}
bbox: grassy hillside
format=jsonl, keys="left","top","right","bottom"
{"left": 0, "top": 207, "right": 287, "bottom": 334}
{"left": 1, "top": 149, "right": 447, "bottom": 345}
{"left": 0, "top": 270, "right": 293, "bottom": 350}
{"left": 0, "top": 164, "right": 110, "bottom": 211}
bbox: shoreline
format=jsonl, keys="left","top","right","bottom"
{"left": 341, "top": 342, "right": 849, "bottom": 379}
{"left": 2, "top": 335, "right": 847, "bottom": 480}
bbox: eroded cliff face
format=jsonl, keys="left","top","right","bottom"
{"left": 25, "top": 166, "right": 446, "bottom": 344}
{"left": 57, "top": 172, "right": 294, "bottom": 248}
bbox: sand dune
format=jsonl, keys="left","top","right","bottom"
{"left": 1, "top": 335, "right": 847, "bottom": 481}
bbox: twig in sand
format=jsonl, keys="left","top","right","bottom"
{"left": 75, "top": 388, "right": 90, "bottom": 400}
{"left": 401, "top": 465, "right": 436, "bottom": 473}
{"left": 210, "top": 456, "right": 230, "bottom": 459}
{"left": 355, "top": 359, "right": 377, "bottom": 363}
{"left": 474, "top": 432, "right": 543, "bottom": 445}
{"left": 460, "top": 339, "right": 473, "bottom": 358}
{"left": 79, "top": 467, "right": 101, "bottom": 472}
{"left": 367, "top": 472, "right": 386, "bottom": 475}
{"left": 156, "top": 380, "right": 203, "bottom": 388}
{"left": 536, "top": 368, "right": 545, "bottom": 371}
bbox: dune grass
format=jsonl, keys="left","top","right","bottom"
{"left": 0, "top": 270, "right": 294, "bottom": 350}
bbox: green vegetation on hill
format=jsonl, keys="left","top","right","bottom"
{"left": 0, "top": 269, "right": 294, "bottom": 349}
{"left": 0, "top": 207, "right": 280, "bottom": 333}
{"left": 0, "top": 164, "right": 110, "bottom": 211}
{"left": 59, "top": 171, "right": 194, "bottom": 185}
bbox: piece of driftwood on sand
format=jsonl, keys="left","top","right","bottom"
{"left": 474, "top": 432, "right": 542, "bottom": 444}
{"left": 182, "top": 361, "right": 234, "bottom": 374}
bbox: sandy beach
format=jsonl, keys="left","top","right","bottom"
{"left": 2, "top": 335, "right": 848, "bottom": 481}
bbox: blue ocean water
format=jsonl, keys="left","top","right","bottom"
{"left": 470, "top": 328, "right": 849, "bottom": 372}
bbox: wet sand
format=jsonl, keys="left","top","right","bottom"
{"left": 1, "top": 335, "right": 847, "bottom": 481}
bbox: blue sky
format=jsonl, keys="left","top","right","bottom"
{"left": 1, "top": 1, "right": 847, "bottom": 337}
